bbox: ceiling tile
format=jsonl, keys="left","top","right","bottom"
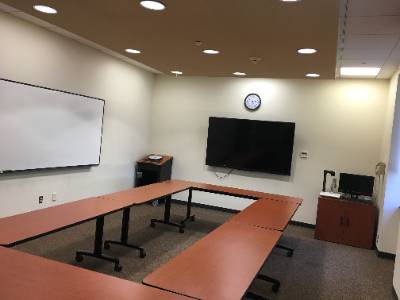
{"left": 341, "top": 48, "right": 392, "bottom": 60}
{"left": 389, "top": 41, "right": 400, "bottom": 61}
{"left": 339, "top": 59, "right": 385, "bottom": 68}
{"left": 343, "top": 34, "right": 399, "bottom": 49}
{"left": 347, "top": 16, "right": 400, "bottom": 35}
{"left": 348, "top": 0, "right": 400, "bottom": 17}
{"left": 377, "top": 63, "right": 399, "bottom": 79}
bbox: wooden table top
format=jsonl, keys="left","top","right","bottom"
{"left": 0, "top": 180, "right": 191, "bottom": 246}
{"left": 229, "top": 198, "right": 301, "bottom": 231}
{"left": 0, "top": 246, "right": 190, "bottom": 300}
{"left": 0, "top": 179, "right": 300, "bottom": 246}
{"left": 143, "top": 222, "right": 282, "bottom": 300}
{"left": 178, "top": 180, "right": 303, "bottom": 204}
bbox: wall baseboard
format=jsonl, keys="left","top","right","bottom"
{"left": 289, "top": 220, "right": 316, "bottom": 229}
{"left": 393, "top": 286, "right": 399, "bottom": 300}
{"left": 376, "top": 249, "right": 396, "bottom": 260}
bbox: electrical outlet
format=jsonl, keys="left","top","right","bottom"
{"left": 52, "top": 193, "right": 57, "bottom": 202}
{"left": 300, "top": 151, "right": 309, "bottom": 159}
{"left": 38, "top": 195, "right": 44, "bottom": 204}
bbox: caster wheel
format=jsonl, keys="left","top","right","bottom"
{"left": 75, "top": 254, "right": 83, "bottom": 262}
{"left": 272, "top": 284, "right": 280, "bottom": 293}
{"left": 140, "top": 250, "right": 146, "bottom": 258}
{"left": 179, "top": 227, "right": 185, "bottom": 234}
{"left": 114, "top": 264, "right": 123, "bottom": 272}
{"left": 190, "top": 216, "right": 195, "bottom": 222}
{"left": 104, "top": 242, "right": 110, "bottom": 250}
{"left": 287, "top": 251, "right": 293, "bottom": 257}
{"left": 150, "top": 222, "right": 156, "bottom": 228}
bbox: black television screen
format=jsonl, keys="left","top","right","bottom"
{"left": 338, "top": 173, "right": 374, "bottom": 197}
{"left": 205, "top": 117, "right": 295, "bottom": 175}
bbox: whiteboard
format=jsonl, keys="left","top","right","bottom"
{"left": 0, "top": 79, "right": 105, "bottom": 172}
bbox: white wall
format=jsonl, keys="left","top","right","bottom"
{"left": 377, "top": 71, "right": 400, "bottom": 254}
{"left": 381, "top": 68, "right": 400, "bottom": 300}
{"left": 394, "top": 222, "right": 400, "bottom": 296}
{"left": 0, "top": 12, "right": 155, "bottom": 217}
{"left": 150, "top": 76, "right": 389, "bottom": 224}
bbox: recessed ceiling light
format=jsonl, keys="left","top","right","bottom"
{"left": 33, "top": 5, "right": 57, "bottom": 14}
{"left": 125, "top": 49, "right": 141, "bottom": 54}
{"left": 306, "top": 73, "right": 320, "bottom": 78}
{"left": 281, "top": 0, "right": 301, "bottom": 2}
{"left": 297, "top": 48, "right": 317, "bottom": 54}
{"left": 140, "top": 1, "right": 166, "bottom": 11}
{"left": 340, "top": 67, "right": 380, "bottom": 77}
{"left": 233, "top": 72, "right": 246, "bottom": 76}
{"left": 203, "top": 49, "right": 220, "bottom": 55}
{"left": 171, "top": 70, "right": 183, "bottom": 75}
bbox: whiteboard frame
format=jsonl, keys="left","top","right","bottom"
{"left": 0, "top": 78, "right": 105, "bottom": 174}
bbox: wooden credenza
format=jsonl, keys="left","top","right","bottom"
{"left": 315, "top": 196, "right": 377, "bottom": 249}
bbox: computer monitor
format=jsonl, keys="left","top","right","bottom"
{"left": 338, "top": 173, "right": 374, "bottom": 197}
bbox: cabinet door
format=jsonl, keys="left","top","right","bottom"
{"left": 315, "top": 197, "right": 345, "bottom": 244}
{"left": 343, "top": 203, "right": 376, "bottom": 249}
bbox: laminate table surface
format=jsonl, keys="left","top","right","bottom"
{"left": 0, "top": 246, "right": 190, "bottom": 300}
{"left": 0, "top": 179, "right": 302, "bottom": 300}
{"left": 0, "top": 180, "right": 191, "bottom": 246}
{"left": 143, "top": 221, "right": 282, "bottom": 300}
{"left": 229, "top": 198, "right": 301, "bottom": 231}
{"left": 180, "top": 180, "right": 303, "bottom": 204}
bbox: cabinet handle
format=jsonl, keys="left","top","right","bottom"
{"left": 340, "top": 216, "right": 343, "bottom": 226}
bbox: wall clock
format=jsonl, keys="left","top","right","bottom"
{"left": 244, "top": 93, "right": 261, "bottom": 111}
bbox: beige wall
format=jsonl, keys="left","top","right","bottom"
{"left": 394, "top": 222, "right": 400, "bottom": 295}
{"left": 0, "top": 12, "right": 155, "bottom": 217}
{"left": 383, "top": 70, "right": 400, "bottom": 296}
{"left": 150, "top": 76, "right": 389, "bottom": 224}
{"left": 377, "top": 71, "right": 400, "bottom": 254}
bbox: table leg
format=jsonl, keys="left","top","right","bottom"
{"left": 276, "top": 244, "right": 294, "bottom": 257}
{"left": 245, "top": 291, "right": 270, "bottom": 300}
{"left": 75, "top": 216, "right": 122, "bottom": 272}
{"left": 150, "top": 196, "right": 186, "bottom": 233}
{"left": 180, "top": 188, "right": 196, "bottom": 226}
{"left": 103, "top": 208, "right": 146, "bottom": 258}
{"left": 256, "top": 274, "right": 281, "bottom": 293}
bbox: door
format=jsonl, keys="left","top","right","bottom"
{"left": 315, "top": 197, "right": 346, "bottom": 244}
{"left": 342, "top": 202, "right": 376, "bottom": 249}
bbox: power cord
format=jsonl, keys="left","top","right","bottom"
{"left": 214, "top": 168, "right": 234, "bottom": 179}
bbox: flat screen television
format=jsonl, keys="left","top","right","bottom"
{"left": 338, "top": 173, "right": 374, "bottom": 197}
{"left": 205, "top": 117, "right": 295, "bottom": 175}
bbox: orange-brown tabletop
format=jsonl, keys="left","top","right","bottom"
{"left": 143, "top": 221, "right": 282, "bottom": 300}
{"left": 0, "top": 180, "right": 191, "bottom": 246}
{"left": 0, "top": 246, "right": 190, "bottom": 300}
{"left": 229, "top": 198, "right": 301, "bottom": 231}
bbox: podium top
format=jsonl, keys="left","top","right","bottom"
{"left": 137, "top": 155, "right": 173, "bottom": 166}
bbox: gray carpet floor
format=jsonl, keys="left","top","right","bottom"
{"left": 15, "top": 203, "right": 395, "bottom": 300}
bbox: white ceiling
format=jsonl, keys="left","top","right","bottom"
{"left": 337, "top": 0, "right": 400, "bottom": 79}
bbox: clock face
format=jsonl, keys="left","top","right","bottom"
{"left": 244, "top": 93, "right": 261, "bottom": 111}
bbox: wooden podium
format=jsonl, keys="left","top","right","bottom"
{"left": 135, "top": 155, "right": 173, "bottom": 187}
{"left": 135, "top": 155, "right": 173, "bottom": 205}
